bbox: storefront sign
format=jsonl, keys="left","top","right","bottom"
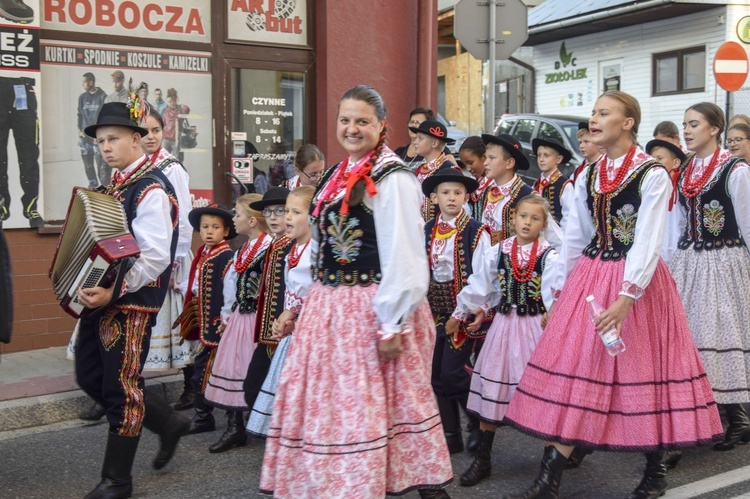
{"left": 40, "top": 41, "right": 213, "bottom": 221}
{"left": 0, "top": 0, "right": 45, "bottom": 229}
{"left": 227, "top": 0, "right": 307, "bottom": 47}
{"left": 545, "top": 42, "right": 588, "bottom": 84}
{"left": 41, "top": 0, "right": 211, "bottom": 43}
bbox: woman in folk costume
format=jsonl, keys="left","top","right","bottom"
{"left": 202, "top": 193, "right": 271, "bottom": 453}
{"left": 140, "top": 109, "right": 199, "bottom": 406}
{"left": 501, "top": 91, "right": 722, "bottom": 499}
{"left": 667, "top": 102, "right": 750, "bottom": 453}
{"left": 259, "top": 85, "right": 453, "bottom": 498}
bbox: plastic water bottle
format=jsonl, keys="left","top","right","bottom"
{"left": 433, "top": 255, "right": 452, "bottom": 283}
{"left": 586, "top": 295, "right": 626, "bottom": 356}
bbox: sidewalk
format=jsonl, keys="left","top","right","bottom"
{"left": 0, "top": 346, "right": 181, "bottom": 432}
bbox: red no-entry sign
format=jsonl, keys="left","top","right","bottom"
{"left": 714, "top": 41, "right": 749, "bottom": 92}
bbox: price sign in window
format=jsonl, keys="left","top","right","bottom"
{"left": 231, "top": 69, "right": 305, "bottom": 189}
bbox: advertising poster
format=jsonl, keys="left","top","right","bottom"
{"left": 40, "top": 41, "right": 213, "bottom": 221}
{"left": 0, "top": 0, "right": 43, "bottom": 229}
{"left": 227, "top": 0, "right": 307, "bottom": 47}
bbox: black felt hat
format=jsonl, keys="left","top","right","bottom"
{"left": 249, "top": 186, "right": 290, "bottom": 210}
{"left": 409, "top": 120, "right": 456, "bottom": 144}
{"left": 481, "top": 133, "right": 529, "bottom": 171}
{"left": 578, "top": 121, "right": 590, "bottom": 132}
{"left": 532, "top": 137, "right": 573, "bottom": 164}
{"left": 645, "top": 139, "right": 687, "bottom": 164}
{"left": 188, "top": 203, "right": 237, "bottom": 240}
{"left": 421, "top": 166, "right": 479, "bottom": 197}
{"left": 84, "top": 102, "right": 148, "bottom": 138}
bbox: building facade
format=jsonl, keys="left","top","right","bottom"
{"left": 1, "top": 0, "right": 438, "bottom": 353}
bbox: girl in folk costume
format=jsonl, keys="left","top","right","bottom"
{"left": 422, "top": 168, "right": 492, "bottom": 456}
{"left": 727, "top": 122, "right": 750, "bottom": 163}
{"left": 202, "top": 194, "right": 271, "bottom": 453}
{"left": 174, "top": 205, "right": 236, "bottom": 436}
{"left": 247, "top": 186, "right": 317, "bottom": 437}
{"left": 459, "top": 136, "right": 492, "bottom": 221}
{"left": 284, "top": 144, "right": 325, "bottom": 189}
{"left": 531, "top": 138, "right": 573, "bottom": 224}
{"left": 479, "top": 134, "right": 563, "bottom": 248}
{"left": 140, "top": 109, "right": 199, "bottom": 410}
{"left": 501, "top": 91, "right": 722, "bottom": 499}
{"left": 242, "top": 187, "right": 294, "bottom": 412}
{"left": 646, "top": 139, "right": 687, "bottom": 265}
{"left": 411, "top": 119, "right": 460, "bottom": 221}
{"left": 667, "top": 102, "right": 750, "bottom": 453}
{"left": 447, "top": 194, "right": 557, "bottom": 488}
{"left": 260, "top": 86, "right": 453, "bottom": 499}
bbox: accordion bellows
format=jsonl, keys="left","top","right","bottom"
{"left": 50, "top": 188, "right": 140, "bottom": 318}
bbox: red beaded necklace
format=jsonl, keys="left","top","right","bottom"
{"left": 235, "top": 233, "right": 269, "bottom": 274}
{"left": 597, "top": 145, "right": 636, "bottom": 193}
{"left": 510, "top": 237, "right": 540, "bottom": 283}
{"left": 681, "top": 147, "right": 720, "bottom": 198}
{"left": 287, "top": 239, "right": 311, "bottom": 269}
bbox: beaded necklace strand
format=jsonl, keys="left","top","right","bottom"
{"left": 681, "top": 147, "right": 720, "bottom": 198}
{"left": 597, "top": 144, "right": 636, "bottom": 194}
{"left": 510, "top": 237, "right": 540, "bottom": 283}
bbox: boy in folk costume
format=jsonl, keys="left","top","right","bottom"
{"left": 573, "top": 122, "right": 603, "bottom": 182}
{"left": 241, "top": 187, "right": 295, "bottom": 411}
{"left": 74, "top": 101, "right": 189, "bottom": 498}
{"left": 422, "top": 168, "right": 493, "bottom": 455}
{"left": 647, "top": 139, "right": 687, "bottom": 265}
{"left": 479, "top": 134, "right": 563, "bottom": 248}
{"left": 532, "top": 137, "right": 574, "bottom": 224}
{"left": 411, "top": 119, "right": 460, "bottom": 221}
{"left": 176, "top": 204, "right": 236, "bottom": 435}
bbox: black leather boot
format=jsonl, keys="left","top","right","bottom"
{"left": 565, "top": 447, "right": 593, "bottom": 469}
{"left": 185, "top": 394, "right": 215, "bottom": 435}
{"left": 436, "top": 396, "right": 463, "bottom": 454}
{"left": 714, "top": 404, "right": 750, "bottom": 451}
{"left": 459, "top": 430, "right": 495, "bottom": 486}
{"left": 142, "top": 391, "right": 190, "bottom": 470}
{"left": 209, "top": 411, "right": 248, "bottom": 453}
{"left": 173, "top": 365, "right": 197, "bottom": 411}
{"left": 79, "top": 401, "right": 106, "bottom": 421}
{"left": 465, "top": 415, "right": 482, "bottom": 454}
{"left": 627, "top": 451, "right": 667, "bottom": 499}
{"left": 418, "top": 488, "right": 451, "bottom": 498}
{"left": 502, "top": 445, "right": 568, "bottom": 499}
{"left": 84, "top": 432, "right": 139, "bottom": 499}
{"left": 664, "top": 450, "right": 682, "bottom": 469}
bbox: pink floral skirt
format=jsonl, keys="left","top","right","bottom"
{"left": 504, "top": 255, "right": 723, "bottom": 451}
{"left": 260, "top": 282, "right": 453, "bottom": 497}
{"left": 204, "top": 309, "right": 257, "bottom": 411}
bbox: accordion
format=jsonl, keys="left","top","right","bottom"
{"left": 49, "top": 188, "right": 140, "bottom": 319}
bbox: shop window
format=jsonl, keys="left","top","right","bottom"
{"left": 652, "top": 47, "right": 705, "bottom": 96}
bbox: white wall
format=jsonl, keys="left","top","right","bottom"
{"left": 533, "top": 7, "right": 729, "bottom": 145}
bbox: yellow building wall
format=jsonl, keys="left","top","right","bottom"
{"left": 438, "top": 51, "right": 484, "bottom": 135}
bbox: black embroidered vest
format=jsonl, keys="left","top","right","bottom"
{"left": 233, "top": 244, "right": 269, "bottom": 314}
{"left": 583, "top": 160, "right": 660, "bottom": 261}
{"left": 254, "top": 236, "right": 294, "bottom": 346}
{"left": 677, "top": 157, "right": 746, "bottom": 251}
{"left": 312, "top": 161, "right": 408, "bottom": 287}
{"left": 115, "top": 168, "right": 178, "bottom": 314}
{"left": 539, "top": 171, "right": 570, "bottom": 223}
{"left": 496, "top": 245, "right": 554, "bottom": 317}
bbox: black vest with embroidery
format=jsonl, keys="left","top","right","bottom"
{"left": 677, "top": 157, "right": 746, "bottom": 251}
{"left": 582, "top": 160, "right": 660, "bottom": 261}
{"left": 195, "top": 243, "right": 234, "bottom": 347}
{"left": 539, "top": 171, "right": 570, "bottom": 223}
{"left": 254, "top": 236, "right": 294, "bottom": 345}
{"left": 313, "top": 161, "right": 408, "bottom": 287}
{"left": 496, "top": 245, "right": 554, "bottom": 317}
{"left": 233, "top": 244, "right": 269, "bottom": 314}
{"left": 424, "top": 212, "right": 487, "bottom": 315}
{"left": 115, "top": 168, "right": 178, "bottom": 313}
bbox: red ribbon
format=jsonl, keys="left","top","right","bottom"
{"left": 429, "top": 126, "right": 445, "bottom": 137}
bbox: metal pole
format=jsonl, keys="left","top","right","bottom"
{"left": 488, "top": 0, "right": 496, "bottom": 133}
{"left": 725, "top": 90, "right": 731, "bottom": 123}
